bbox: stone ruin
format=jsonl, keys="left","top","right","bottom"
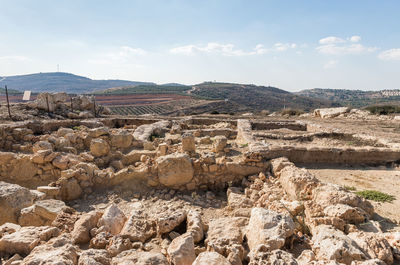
{"left": 0, "top": 115, "right": 400, "bottom": 264}
{"left": 27, "top": 92, "right": 110, "bottom": 119}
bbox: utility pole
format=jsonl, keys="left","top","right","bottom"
{"left": 5, "top": 85, "right": 11, "bottom": 119}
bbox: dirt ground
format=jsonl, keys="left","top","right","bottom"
{"left": 303, "top": 164, "right": 400, "bottom": 232}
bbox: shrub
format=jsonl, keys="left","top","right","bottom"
{"left": 365, "top": 105, "right": 400, "bottom": 115}
{"left": 344, "top": 185, "right": 356, "bottom": 191}
{"left": 280, "top": 108, "right": 305, "bottom": 116}
{"left": 355, "top": 190, "right": 395, "bottom": 202}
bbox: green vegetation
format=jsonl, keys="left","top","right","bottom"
{"left": 280, "top": 108, "right": 305, "bottom": 116}
{"left": 344, "top": 185, "right": 357, "bottom": 191}
{"left": 364, "top": 105, "right": 400, "bottom": 115}
{"left": 96, "top": 85, "right": 191, "bottom": 95}
{"left": 356, "top": 190, "right": 395, "bottom": 202}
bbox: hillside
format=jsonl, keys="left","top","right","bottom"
{"left": 187, "top": 82, "right": 336, "bottom": 112}
{"left": 96, "top": 84, "right": 191, "bottom": 95}
{"left": 0, "top": 86, "right": 22, "bottom": 94}
{"left": 296, "top": 88, "right": 400, "bottom": 108}
{"left": 0, "top": 72, "right": 155, "bottom": 94}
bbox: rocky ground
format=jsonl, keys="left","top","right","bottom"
{"left": 1, "top": 100, "right": 400, "bottom": 264}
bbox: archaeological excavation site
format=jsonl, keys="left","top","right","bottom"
{"left": 2, "top": 94, "right": 400, "bottom": 265}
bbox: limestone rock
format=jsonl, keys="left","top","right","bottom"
{"left": 312, "top": 225, "right": 366, "bottom": 265}
{"left": 22, "top": 235, "right": 78, "bottom": 265}
{"left": 120, "top": 210, "right": 156, "bottom": 243}
{"left": 248, "top": 246, "right": 298, "bottom": 265}
{"left": 348, "top": 232, "right": 393, "bottom": 265}
{"left": 324, "top": 204, "right": 369, "bottom": 224}
{"left": 89, "top": 127, "right": 110, "bottom": 138}
{"left": 314, "top": 107, "right": 350, "bottom": 119}
{"left": 58, "top": 177, "right": 83, "bottom": 201}
{"left": 111, "top": 250, "right": 168, "bottom": 265}
{"left": 133, "top": 120, "right": 170, "bottom": 141}
{"left": 187, "top": 210, "right": 205, "bottom": 243}
{"left": 72, "top": 211, "right": 103, "bottom": 244}
{"left": 78, "top": 249, "right": 111, "bottom": 265}
{"left": 111, "top": 131, "right": 133, "bottom": 149}
{"left": 205, "top": 217, "right": 247, "bottom": 265}
{"left": 97, "top": 204, "right": 127, "bottom": 235}
{"left": 246, "top": 208, "right": 295, "bottom": 251}
{"left": 0, "top": 223, "right": 21, "bottom": 238}
{"left": 213, "top": 136, "right": 228, "bottom": 152}
{"left": 156, "top": 209, "right": 186, "bottom": 235}
{"left": 182, "top": 133, "right": 196, "bottom": 152}
{"left": 107, "top": 235, "right": 132, "bottom": 257}
{"left": 0, "top": 181, "right": 34, "bottom": 225}
{"left": 192, "top": 251, "right": 232, "bottom": 265}
{"left": 19, "top": 199, "right": 66, "bottom": 226}
{"left": 156, "top": 153, "right": 194, "bottom": 188}
{"left": 32, "top": 141, "right": 53, "bottom": 153}
{"left": 9, "top": 156, "right": 38, "bottom": 182}
{"left": 167, "top": 234, "right": 196, "bottom": 265}
{"left": 0, "top": 226, "right": 60, "bottom": 255}
{"left": 90, "top": 139, "right": 110, "bottom": 157}
{"left": 278, "top": 164, "right": 319, "bottom": 201}
{"left": 37, "top": 186, "right": 61, "bottom": 199}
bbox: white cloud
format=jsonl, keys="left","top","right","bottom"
{"left": 89, "top": 46, "right": 146, "bottom": 64}
{"left": 170, "top": 43, "right": 251, "bottom": 56}
{"left": 319, "top": 36, "right": 346, "bottom": 45}
{"left": 317, "top": 43, "right": 377, "bottom": 55}
{"left": 323, "top": 60, "right": 338, "bottom": 69}
{"left": 170, "top": 42, "right": 297, "bottom": 56}
{"left": 349, "top": 35, "right": 361, "bottom": 43}
{"left": 378, "top": 49, "right": 400, "bottom": 61}
{"left": 274, "top": 43, "right": 297, "bottom": 51}
{"left": 0, "top": 55, "right": 31, "bottom": 62}
{"left": 317, "top": 36, "right": 377, "bottom": 55}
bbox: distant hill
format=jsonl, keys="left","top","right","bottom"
{"left": 187, "top": 82, "right": 336, "bottom": 112}
{"left": 0, "top": 72, "right": 155, "bottom": 94}
{"left": 296, "top": 88, "right": 400, "bottom": 108}
{"left": 96, "top": 84, "right": 191, "bottom": 95}
{"left": 0, "top": 86, "right": 22, "bottom": 94}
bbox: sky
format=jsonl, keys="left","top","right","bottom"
{"left": 1, "top": 0, "right": 400, "bottom": 91}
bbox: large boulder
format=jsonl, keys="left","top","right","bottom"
{"left": 111, "top": 131, "right": 133, "bottom": 149}
{"left": 156, "top": 209, "right": 187, "bottom": 235}
{"left": 348, "top": 232, "right": 393, "bottom": 265}
{"left": 111, "top": 250, "right": 168, "bottom": 265}
{"left": 248, "top": 247, "right": 298, "bottom": 265}
{"left": 156, "top": 153, "right": 194, "bottom": 188}
{"left": 58, "top": 177, "right": 83, "bottom": 201}
{"left": 78, "top": 249, "right": 111, "bottom": 265}
{"left": 192, "top": 252, "right": 231, "bottom": 265}
{"left": 72, "top": 211, "right": 103, "bottom": 244}
{"left": 314, "top": 107, "right": 350, "bottom": 119}
{"left": 205, "top": 217, "right": 247, "bottom": 265}
{"left": 312, "top": 225, "right": 366, "bottom": 264}
{"left": 22, "top": 235, "right": 78, "bottom": 265}
{"left": 120, "top": 210, "right": 156, "bottom": 243}
{"left": 246, "top": 208, "right": 295, "bottom": 251}
{"left": 0, "top": 181, "right": 34, "bottom": 225}
{"left": 18, "top": 199, "right": 66, "bottom": 226}
{"left": 0, "top": 226, "right": 59, "bottom": 255}
{"left": 181, "top": 133, "right": 196, "bottom": 152}
{"left": 133, "top": 120, "right": 170, "bottom": 141}
{"left": 167, "top": 234, "right": 196, "bottom": 265}
{"left": 97, "top": 204, "right": 127, "bottom": 235}
{"left": 186, "top": 210, "right": 205, "bottom": 243}
{"left": 90, "top": 138, "right": 110, "bottom": 157}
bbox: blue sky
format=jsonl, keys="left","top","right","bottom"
{"left": 1, "top": 0, "right": 400, "bottom": 91}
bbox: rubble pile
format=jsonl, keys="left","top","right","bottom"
{"left": 0, "top": 115, "right": 399, "bottom": 264}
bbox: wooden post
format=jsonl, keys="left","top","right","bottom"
{"left": 46, "top": 94, "right": 50, "bottom": 113}
{"left": 70, "top": 97, "right": 73, "bottom": 112}
{"left": 5, "top": 85, "right": 11, "bottom": 119}
{"left": 93, "top": 96, "right": 96, "bottom": 117}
